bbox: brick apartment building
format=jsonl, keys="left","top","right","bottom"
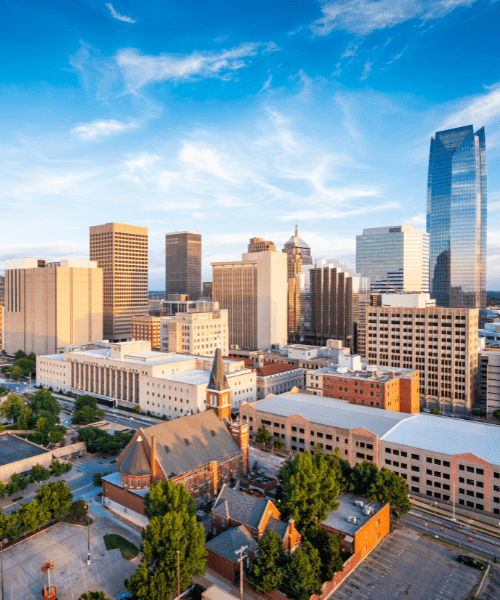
{"left": 306, "top": 354, "right": 419, "bottom": 414}
{"left": 241, "top": 392, "right": 500, "bottom": 518}
{"left": 102, "top": 348, "right": 250, "bottom": 527}
{"left": 206, "top": 485, "right": 300, "bottom": 582}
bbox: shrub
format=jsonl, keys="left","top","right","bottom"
{"left": 50, "top": 460, "right": 72, "bottom": 477}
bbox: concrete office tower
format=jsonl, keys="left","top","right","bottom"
{"left": 247, "top": 238, "right": 276, "bottom": 253}
{"left": 356, "top": 226, "right": 429, "bottom": 293}
{"left": 0, "top": 275, "right": 4, "bottom": 306}
{"left": 212, "top": 251, "right": 287, "bottom": 351}
{"left": 282, "top": 225, "right": 313, "bottom": 279}
{"left": 365, "top": 306, "right": 478, "bottom": 414}
{"left": 90, "top": 222, "right": 148, "bottom": 342}
{"left": 427, "top": 126, "right": 487, "bottom": 308}
{"left": 308, "top": 259, "right": 370, "bottom": 355}
{"left": 165, "top": 231, "right": 201, "bottom": 300}
{"left": 4, "top": 258, "right": 103, "bottom": 355}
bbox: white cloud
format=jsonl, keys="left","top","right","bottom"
{"left": 0, "top": 240, "right": 88, "bottom": 266}
{"left": 279, "top": 201, "right": 400, "bottom": 221}
{"left": 405, "top": 213, "right": 426, "bottom": 226}
{"left": 359, "top": 60, "right": 372, "bottom": 81}
{"left": 71, "top": 118, "right": 139, "bottom": 140}
{"left": 438, "top": 84, "right": 500, "bottom": 134}
{"left": 311, "top": 0, "right": 477, "bottom": 37}
{"left": 106, "top": 3, "right": 136, "bottom": 24}
{"left": 116, "top": 42, "right": 281, "bottom": 93}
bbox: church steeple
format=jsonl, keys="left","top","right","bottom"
{"left": 207, "top": 343, "right": 231, "bottom": 420}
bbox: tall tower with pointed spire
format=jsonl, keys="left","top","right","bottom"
{"left": 282, "top": 225, "right": 313, "bottom": 279}
{"left": 206, "top": 343, "right": 231, "bottom": 420}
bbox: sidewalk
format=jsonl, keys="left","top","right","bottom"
{"left": 411, "top": 497, "right": 500, "bottom": 538}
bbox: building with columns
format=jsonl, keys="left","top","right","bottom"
{"left": 36, "top": 340, "right": 256, "bottom": 416}
{"left": 102, "top": 348, "right": 250, "bottom": 527}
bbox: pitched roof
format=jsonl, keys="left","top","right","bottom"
{"left": 139, "top": 411, "right": 241, "bottom": 479}
{"left": 213, "top": 484, "right": 270, "bottom": 529}
{"left": 120, "top": 437, "right": 151, "bottom": 476}
{"left": 205, "top": 525, "right": 258, "bottom": 561}
{"left": 264, "top": 517, "right": 288, "bottom": 539}
{"left": 208, "top": 346, "right": 230, "bottom": 392}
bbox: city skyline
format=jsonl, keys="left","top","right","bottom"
{"left": 2, "top": 1, "right": 500, "bottom": 290}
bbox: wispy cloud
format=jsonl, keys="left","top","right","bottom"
{"left": 279, "top": 201, "right": 399, "bottom": 221}
{"left": 359, "top": 60, "right": 372, "bottom": 80}
{"left": 405, "top": 213, "right": 426, "bottom": 226}
{"left": 438, "top": 84, "right": 500, "bottom": 134}
{"left": 311, "top": 0, "right": 477, "bottom": 37}
{"left": 71, "top": 118, "right": 139, "bottom": 140}
{"left": 116, "top": 42, "right": 281, "bottom": 93}
{"left": 105, "top": 3, "right": 136, "bottom": 24}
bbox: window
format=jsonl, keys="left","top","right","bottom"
{"left": 426, "top": 480, "right": 432, "bottom": 486}
{"left": 411, "top": 476, "right": 419, "bottom": 482}
{"left": 443, "top": 484, "right": 450, "bottom": 491}
{"left": 411, "top": 486, "right": 419, "bottom": 493}
{"left": 385, "top": 459, "right": 391, "bottom": 465}
{"left": 467, "top": 466, "right": 474, "bottom": 473}
{"left": 459, "top": 465, "right": 464, "bottom": 471}
{"left": 476, "top": 468, "right": 484, "bottom": 476}
{"left": 459, "top": 477, "right": 465, "bottom": 483}
{"left": 299, "top": 429, "right": 305, "bottom": 434}
{"left": 411, "top": 466, "right": 419, "bottom": 472}
{"left": 401, "top": 463, "right": 407, "bottom": 469}
{"left": 476, "top": 504, "right": 484, "bottom": 511}
{"left": 476, "top": 492, "right": 484, "bottom": 499}
{"left": 356, "top": 453, "right": 365, "bottom": 459}
{"left": 443, "top": 461, "right": 450, "bottom": 468}
{"left": 466, "top": 479, "right": 474, "bottom": 486}
{"left": 443, "top": 473, "right": 450, "bottom": 480}
{"left": 292, "top": 426, "right": 297, "bottom": 432}
{"left": 393, "top": 449, "right": 399, "bottom": 456}
{"left": 367, "top": 455, "right": 373, "bottom": 461}
{"left": 426, "top": 469, "right": 432, "bottom": 475}
{"left": 411, "top": 454, "right": 420, "bottom": 460}
{"left": 459, "top": 488, "right": 465, "bottom": 494}
{"left": 426, "top": 457, "right": 432, "bottom": 464}
{"left": 367, "top": 444, "right": 373, "bottom": 450}
{"left": 401, "top": 451, "right": 407, "bottom": 458}
{"left": 385, "top": 448, "right": 392, "bottom": 454}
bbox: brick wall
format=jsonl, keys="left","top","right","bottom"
{"left": 102, "top": 480, "right": 147, "bottom": 516}
{"left": 400, "top": 375, "right": 420, "bottom": 414}
{"left": 207, "top": 549, "right": 239, "bottom": 582}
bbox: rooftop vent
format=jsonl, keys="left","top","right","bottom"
{"left": 210, "top": 430, "right": 217, "bottom": 437}
{"left": 165, "top": 445, "right": 170, "bottom": 453}
{"left": 354, "top": 500, "right": 364, "bottom": 508}
{"left": 347, "top": 516, "right": 357, "bottom": 524}
{"left": 184, "top": 438, "right": 190, "bottom": 446}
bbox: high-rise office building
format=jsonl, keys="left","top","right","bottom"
{"left": 427, "top": 125, "right": 487, "bottom": 308}
{"left": 0, "top": 275, "right": 4, "bottom": 306}
{"left": 366, "top": 306, "right": 478, "bottom": 414}
{"left": 90, "top": 222, "right": 148, "bottom": 342}
{"left": 247, "top": 238, "right": 276, "bottom": 253}
{"left": 212, "top": 251, "right": 287, "bottom": 351}
{"left": 282, "top": 226, "right": 313, "bottom": 279}
{"left": 356, "top": 226, "right": 429, "bottom": 293}
{"left": 165, "top": 232, "right": 201, "bottom": 300}
{"left": 4, "top": 258, "right": 103, "bottom": 355}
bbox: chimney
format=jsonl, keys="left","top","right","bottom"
{"left": 151, "top": 435, "right": 157, "bottom": 481}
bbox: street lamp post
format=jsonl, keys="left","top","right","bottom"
{"left": 86, "top": 500, "right": 94, "bottom": 565}
{"left": 1, "top": 537, "right": 8, "bottom": 600}
{"left": 177, "top": 549, "right": 180, "bottom": 600}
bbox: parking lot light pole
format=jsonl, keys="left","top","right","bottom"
{"left": 86, "top": 500, "right": 94, "bottom": 565}
{"left": 1, "top": 537, "right": 8, "bottom": 600}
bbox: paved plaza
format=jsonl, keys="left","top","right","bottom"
{"left": 2, "top": 515, "right": 140, "bottom": 600}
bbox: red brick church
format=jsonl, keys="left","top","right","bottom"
{"left": 102, "top": 346, "right": 250, "bottom": 527}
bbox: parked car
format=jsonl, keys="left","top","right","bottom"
{"left": 457, "top": 555, "right": 485, "bottom": 570}
{"left": 195, "top": 510, "right": 206, "bottom": 520}
{"left": 118, "top": 592, "right": 133, "bottom": 599}
{"left": 423, "top": 408, "right": 431, "bottom": 413}
{"left": 462, "top": 416, "right": 473, "bottom": 421}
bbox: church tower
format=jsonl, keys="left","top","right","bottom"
{"left": 206, "top": 343, "right": 231, "bottom": 420}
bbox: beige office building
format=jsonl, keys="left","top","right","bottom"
{"left": 90, "top": 222, "right": 148, "bottom": 342}
{"left": 4, "top": 258, "right": 103, "bottom": 355}
{"left": 161, "top": 302, "right": 229, "bottom": 356}
{"left": 366, "top": 306, "right": 478, "bottom": 414}
{"left": 247, "top": 238, "right": 276, "bottom": 253}
{"left": 212, "top": 251, "right": 287, "bottom": 351}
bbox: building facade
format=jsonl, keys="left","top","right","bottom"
{"left": 356, "top": 226, "right": 429, "bottom": 293}
{"left": 247, "top": 238, "right": 276, "bottom": 253}
{"left": 132, "top": 316, "right": 162, "bottom": 349}
{"left": 365, "top": 306, "right": 478, "bottom": 414}
{"left": 36, "top": 340, "right": 256, "bottom": 416}
{"left": 165, "top": 231, "right": 202, "bottom": 300}
{"left": 282, "top": 226, "right": 313, "bottom": 279}
{"left": 306, "top": 354, "right": 420, "bottom": 414}
{"left": 90, "top": 222, "right": 148, "bottom": 342}
{"left": 212, "top": 251, "right": 287, "bottom": 351}
{"left": 160, "top": 303, "right": 228, "bottom": 356}
{"left": 427, "top": 125, "right": 487, "bottom": 309}
{"left": 479, "top": 349, "right": 500, "bottom": 417}
{"left": 241, "top": 392, "right": 500, "bottom": 517}
{"left": 4, "top": 258, "right": 103, "bottom": 355}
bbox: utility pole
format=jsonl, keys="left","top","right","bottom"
{"left": 451, "top": 481, "right": 456, "bottom": 521}
{"left": 177, "top": 549, "right": 180, "bottom": 600}
{"left": 0, "top": 538, "right": 7, "bottom": 600}
{"left": 234, "top": 545, "right": 248, "bottom": 600}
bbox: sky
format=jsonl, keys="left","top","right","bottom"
{"left": 2, "top": 0, "right": 500, "bottom": 290}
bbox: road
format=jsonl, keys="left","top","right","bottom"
{"left": 400, "top": 511, "right": 500, "bottom": 560}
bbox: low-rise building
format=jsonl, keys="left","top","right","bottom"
{"left": 241, "top": 392, "right": 500, "bottom": 518}
{"left": 306, "top": 354, "right": 420, "bottom": 414}
{"left": 132, "top": 316, "right": 161, "bottom": 349}
{"left": 478, "top": 348, "right": 500, "bottom": 417}
{"left": 37, "top": 340, "right": 256, "bottom": 416}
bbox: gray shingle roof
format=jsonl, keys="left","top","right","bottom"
{"left": 264, "top": 517, "right": 288, "bottom": 539}
{"left": 208, "top": 347, "right": 230, "bottom": 392}
{"left": 120, "top": 437, "right": 151, "bottom": 476}
{"left": 213, "top": 484, "right": 268, "bottom": 529}
{"left": 140, "top": 411, "right": 241, "bottom": 479}
{"left": 205, "top": 525, "right": 258, "bottom": 561}
{"left": 251, "top": 393, "right": 411, "bottom": 437}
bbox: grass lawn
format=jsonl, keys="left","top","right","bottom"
{"left": 104, "top": 534, "right": 139, "bottom": 560}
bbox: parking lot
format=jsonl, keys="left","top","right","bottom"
{"left": 482, "top": 565, "right": 500, "bottom": 600}
{"left": 331, "top": 527, "right": 481, "bottom": 600}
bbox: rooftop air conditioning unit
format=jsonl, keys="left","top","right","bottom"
{"left": 354, "top": 500, "right": 364, "bottom": 507}
{"left": 347, "top": 516, "right": 357, "bottom": 523}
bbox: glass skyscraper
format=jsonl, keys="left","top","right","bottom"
{"left": 427, "top": 125, "right": 487, "bottom": 308}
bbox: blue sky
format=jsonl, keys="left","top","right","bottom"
{"left": 2, "top": 0, "right": 500, "bottom": 289}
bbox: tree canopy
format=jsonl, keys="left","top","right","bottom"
{"left": 0, "top": 394, "right": 24, "bottom": 421}
{"left": 125, "top": 480, "right": 206, "bottom": 600}
{"left": 79, "top": 426, "right": 132, "bottom": 455}
{"left": 246, "top": 530, "right": 287, "bottom": 593}
{"left": 255, "top": 425, "right": 271, "bottom": 449}
{"left": 282, "top": 542, "right": 323, "bottom": 600}
{"left": 144, "top": 480, "right": 196, "bottom": 521}
{"left": 79, "top": 593, "right": 112, "bottom": 600}
{"left": 35, "top": 481, "right": 73, "bottom": 521}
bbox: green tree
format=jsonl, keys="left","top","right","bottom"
{"left": 18, "top": 500, "right": 40, "bottom": 536}
{"left": 494, "top": 409, "right": 500, "bottom": 421}
{"left": 78, "top": 593, "right": 112, "bottom": 600}
{"left": 349, "top": 462, "right": 411, "bottom": 519}
{"left": 49, "top": 460, "right": 72, "bottom": 477}
{"left": 0, "top": 394, "right": 24, "bottom": 422}
{"left": 29, "top": 464, "right": 51, "bottom": 483}
{"left": 29, "top": 389, "right": 60, "bottom": 418}
{"left": 92, "top": 472, "right": 111, "bottom": 487}
{"left": 0, "top": 512, "right": 15, "bottom": 543}
{"left": 14, "top": 358, "right": 35, "bottom": 377}
{"left": 75, "top": 395, "right": 98, "bottom": 412}
{"left": 282, "top": 542, "right": 322, "bottom": 600}
{"left": 125, "top": 509, "right": 206, "bottom": 600}
{"left": 10, "top": 366, "right": 23, "bottom": 380}
{"left": 430, "top": 408, "right": 440, "bottom": 415}
{"left": 247, "top": 530, "right": 287, "bottom": 593}
{"left": 307, "top": 528, "right": 343, "bottom": 582}
{"left": 0, "top": 482, "right": 5, "bottom": 499}
{"left": 144, "top": 480, "right": 197, "bottom": 521}
{"left": 73, "top": 405, "right": 105, "bottom": 424}
{"left": 17, "top": 405, "right": 33, "bottom": 430}
{"left": 273, "top": 435, "right": 285, "bottom": 452}
{"left": 0, "top": 386, "right": 8, "bottom": 397}
{"left": 10, "top": 473, "right": 28, "bottom": 492}
{"left": 49, "top": 425, "right": 66, "bottom": 443}
{"left": 78, "top": 426, "right": 122, "bottom": 455}
{"left": 255, "top": 425, "right": 272, "bottom": 450}
{"left": 279, "top": 450, "right": 341, "bottom": 535}
{"left": 35, "top": 417, "right": 51, "bottom": 444}
{"left": 15, "top": 350, "right": 27, "bottom": 360}
{"left": 35, "top": 482, "right": 73, "bottom": 521}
